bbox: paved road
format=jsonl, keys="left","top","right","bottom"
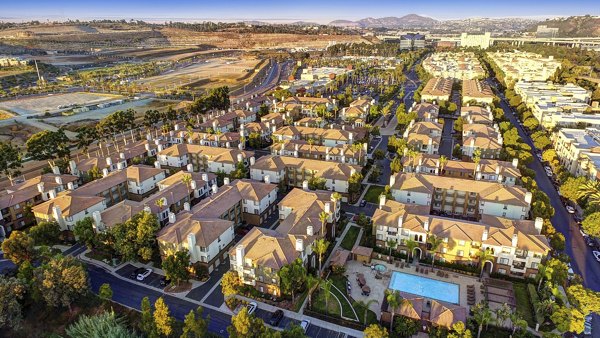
{"left": 232, "top": 60, "right": 292, "bottom": 100}
{"left": 439, "top": 115, "right": 455, "bottom": 157}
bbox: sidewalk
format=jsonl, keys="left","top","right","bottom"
{"left": 236, "top": 294, "right": 364, "bottom": 338}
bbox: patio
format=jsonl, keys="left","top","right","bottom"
{"left": 344, "top": 259, "right": 485, "bottom": 318}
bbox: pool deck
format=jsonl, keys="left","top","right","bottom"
{"left": 345, "top": 259, "right": 484, "bottom": 318}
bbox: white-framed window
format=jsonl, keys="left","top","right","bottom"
{"left": 458, "top": 240, "right": 465, "bottom": 246}
{"left": 457, "top": 250, "right": 464, "bottom": 257}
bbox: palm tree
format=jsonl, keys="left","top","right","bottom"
{"left": 535, "top": 263, "right": 553, "bottom": 291}
{"left": 494, "top": 303, "right": 511, "bottom": 328}
{"left": 472, "top": 302, "right": 492, "bottom": 338}
{"left": 155, "top": 198, "right": 166, "bottom": 221}
{"left": 181, "top": 173, "right": 193, "bottom": 200}
{"left": 405, "top": 239, "right": 418, "bottom": 263}
{"left": 476, "top": 249, "right": 494, "bottom": 276}
{"left": 306, "top": 275, "right": 321, "bottom": 309}
{"left": 426, "top": 234, "right": 444, "bottom": 269}
{"left": 313, "top": 238, "right": 330, "bottom": 273}
{"left": 578, "top": 180, "right": 600, "bottom": 205}
{"left": 386, "top": 239, "right": 397, "bottom": 257}
{"left": 319, "top": 211, "right": 330, "bottom": 237}
{"left": 535, "top": 298, "right": 555, "bottom": 322}
{"left": 356, "top": 299, "right": 379, "bottom": 325}
{"left": 439, "top": 155, "right": 448, "bottom": 175}
{"left": 322, "top": 279, "right": 333, "bottom": 313}
{"left": 406, "top": 148, "right": 419, "bottom": 172}
{"left": 385, "top": 290, "right": 401, "bottom": 330}
{"left": 509, "top": 312, "right": 527, "bottom": 336}
{"left": 473, "top": 148, "right": 482, "bottom": 176}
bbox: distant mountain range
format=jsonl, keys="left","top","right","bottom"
{"left": 330, "top": 14, "right": 438, "bottom": 28}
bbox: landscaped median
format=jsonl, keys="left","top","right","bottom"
{"left": 340, "top": 226, "right": 361, "bottom": 250}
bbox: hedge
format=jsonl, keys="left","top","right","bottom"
{"left": 528, "top": 283, "right": 544, "bottom": 325}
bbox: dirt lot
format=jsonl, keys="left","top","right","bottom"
{"left": 0, "top": 122, "right": 41, "bottom": 149}
{"left": 136, "top": 56, "right": 264, "bottom": 90}
{"left": 0, "top": 92, "right": 125, "bottom": 115}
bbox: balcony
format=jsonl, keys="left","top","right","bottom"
{"left": 387, "top": 231, "right": 398, "bottom": 236}
{"left": 515, "top": 250, "right": 528, "bottom": 259}
{"left": 512, "top": 261, "right": 526, "bottom": 270}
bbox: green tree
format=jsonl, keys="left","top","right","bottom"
{"left": 472, "top": 302, "right": 493, "bottom": 338}
{"left": 448, "top": 321, "right": 472, "bottom": 338}
{"left": 66, "top": 311, "right": 137, "bottom": 338}
{"left": 390, "top": 157, "right": 402, "bottom": 174}
{"left": 364, "top": 324, "right": 389, "bottom": 338}
{"left": 426, "top": 234, "right": 444, "bottom": 268}
{"left": 454, "top": 117, "right": 464, "bottom": 133}
{"left": 567, "top": 284, "right": 600, "bottom": 316}
{"left": 546, "top": 258, "right": 569, "bottom": 286}
{"left": 348, "top": 172, "right": 364, "bottom": 202}
{"left": 322, "top": 279, "right": 333, "bottom": 311}
{"left": 307, "top": 176, "right": 327, "bottom": 190}
{"left": 0, "top": 141, "right": 22, "bottom": 183}
{"left": 34, "top": 255, "right": 88, "bottom": 312}
{"left": 306, "top": 274, "right": 320, "bottom": 309}
{"left": 0, "top": 276, "right": 26, "bottom": 330}
{"left": 27, "top": 221, "right": 60, "bottom": 246}
{"left": 385, "top": 290, "right": 401, "bottom": 331}
{"left": 373, "top": 149, "right": 385, "bottom": 161}
{"left": 560, "top": 176, "right": 587, "bottom": 204}
{"left": 1, "top": 231, "right": 35, "bottom": 265}
{"left": 405, "top": 239, "right": 418, "bottom": 262}
{"left": 221, "top": 271, "right": 241, "bottom": 298}
{"left": 181, "top": 306, "right": 209, "bottom": 338}
{"left": 98, "top": 283, "right": 113, "bottom": 305}
{"left": 278, "top": 258, "right": 307, "bottom": 303}
{"left": 393, "top": 315, "right": 420, "bottom": 338}
{"left": 248, "top": 132, "right": 263, "bottom": 149}
{"left": 140, "top": 297, "right": 157, "bottom": 337}
{"left": 227, "top": 307, "right": 266, "bottom": 338}
{"left": 313, "top": 238, "right": 330, "bottom": 272}
{"left": 162, "top": 251, "right": 191, "bottom": 286}
{"left": 110, "top": 211, "right": 159, "bottom": 262}
{"left": 154, "top": 297, "right": 174, "bottom": 337}
{"left": 551, "top": 306, "right": 584, "bottom": 334}
{"left": 582, "top": 212, "right": 600, "bottom": 238}
{"left": 230, "top": 161, "right": 249, "bottom": 179}
{"left": 26, "top": 129, "right": 70, "bottom": 166}
{"left": 73, "top": 217, "right": 97, "bottom": 249}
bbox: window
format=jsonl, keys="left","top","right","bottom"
{"left": 499, "top": 258, "right": 509, "bottom": 265}
{"left": 442, "top": 247, "right": 447, "bottom": 253}
{"left": 531, "top": 262, "right": 539, "bottom": 269}
{"left": 498, "top": 269, "right": 506, "bottom": 275}
{"left": 457, "top": 250, "right": 464, "bottom": 257}
{"left": 502, "top": 247, "right": 511, "bottom": 254}
{"left": 458, "top": 240, "right": 465, "bottom": 246}
{"left": 443, "top": 237, "right": 449, "bottom": 243}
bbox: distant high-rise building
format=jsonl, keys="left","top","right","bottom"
{"left": 400, "top": 33, "right": 426, "bottom": 50}
{"left": 536, "top": 25, "right": 559, "bottom": 38}
{"left": 460, "top": 32, "right": 491, "bottom": 49}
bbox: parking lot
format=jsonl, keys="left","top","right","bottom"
{"left": 115, "top": 264, "right": 165, "bottom": 289}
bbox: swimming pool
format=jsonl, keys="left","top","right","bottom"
{"left": 373, "top": 264, "right": 387, "bottom": 272}
{"left": 389, "top": 271, "right": 459, "bottom": 304}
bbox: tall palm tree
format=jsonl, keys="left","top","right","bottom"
{"left": 494, "top": 303, "right": 511, "bottom": 328}
{"left": 356, "top": 299, "right": 379, "bottom": 325}
{"left": 535, "top": 263, "right": 553, "bottom": 292}
{"left": 427, "top": 234, "right": 444, "bottom": 269}
{"left": 313, "top": 238, "right": 330, "bottom": 273}
{"left": 439, "top": 155, "right": 448, "bottom": 175}
{"left": 473, "top": 148, "right": 482, "bottom": 176}
{"left": 319, "top": 211, "right": 330, "bottom": 237}
{"left": 181, "top": 173, "right": 193, "bottom": 200}
{"left": 385, "top": 290, "right": 401, "bottom": 330}
{"left": 476, "top": 249, "right": 494, "bottom": 277}
{"left": 472, "top": 302, "right": 492, "bottom": 338}
{"left": 405, "top": 239, "right": 418, "bottom": 263}
{"left": 386, "top": 239, "right": 397, "bottom": 257}
{"left": 578, "top": 180, "right": 600, "bottom": 205}
{"left": 534, "top": 298, "right": 555, "bottom": 321}
{"left": 406, "top": 148, "right": 419, "bottom": 172}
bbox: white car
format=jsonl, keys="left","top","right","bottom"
{"left": 246, "top": 302, "right": 257, "bottom": 315}
{"left": 300, "top": 319, "right": 310, "bottom": 332}
{"left": 136, "top": 268, "right": 152, "bottom": 281}
{"left": 566, "top": 206, "right": 576, "bottom": 214}
{"left": 593, "top": 251, "right": 600, "bottom": 262}
{"left": 536, "top": 154, "right": 543, "bottom": 161}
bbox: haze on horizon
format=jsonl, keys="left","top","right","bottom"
{"left": 1, "top": 0, "right": 598, "bottom": 23}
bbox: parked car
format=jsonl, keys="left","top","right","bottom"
{"left": 247, "top": 302, "right": 257, "bottom": 315}
{"left": 593, "top": 251, "right": 600, "bottom": 262}
{"left": 584, "top": 314, "right": 592, "bottom": 335}
{"left": 536, "top": 153, "right": 543, "bottom": 161}
{"left": 160, "top": 276, "right": 171, "bottom": 286}
{"left": 130, "top": 267, "right": 147, "bottom": 279}
{"left": 359, "top": 200, "right": 367, "bottom": 207}
{"left": 300, "top": 319, "right": 310, "bottom": 333}
{"left": 269, "top": 310, "right": 284, "bottom": 326}
{"left": 136, "top": 268, "right": 152, "bottom": 281}
{"left": 566, "top": 206, "right": 576, "bottom": 214}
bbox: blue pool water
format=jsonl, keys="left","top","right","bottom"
{"left": 374, "top": 264, "right": 387, "bottom": 272}
{"left": 389, "top": 271, "right": 459, "bottom": 304}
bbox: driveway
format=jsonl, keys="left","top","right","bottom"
{"left": 115, "top": 264, "right": 165, "bottom": 289}
{"left": 186, "top": 257, "right": 230, "bottom": 304}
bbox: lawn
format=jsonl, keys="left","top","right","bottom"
{"left": 513, "top": 282, "right": 535, "bottom": 328}
{"left": 328, "top": 274, "right": 358, "bottom": 320}
{"left": 340, "top": 226, "right": 361, "bottom": 250}
{"left": 312, "top": 288, "right": 342, "bottom": 317}
{"left": 363, "top": 185, "right": 385, "bottom": 204}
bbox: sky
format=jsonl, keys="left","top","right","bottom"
{"left": 2, "top": 0, "right": 599, "bottom": 23}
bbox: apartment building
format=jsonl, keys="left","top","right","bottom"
{"left": 403, "top": 120, "right": 443, "bottom": 155}
{"left": 269, "top": 139, "right": 367, "bottom": 166}
{"left": 172, "top": 130, "right": 241, "bottom": 149}
{"left": 409, "top": 102, "right": 439, "bottom": 122}
{"left": 340, "top": 97, "right": 374, "bottom": 121}
{"left": 0, "top": 171, "right": 79, "bottom": 233}
{"left": 240, "top": 122, "right": 274, "bottom": 144}
{"left": 462, "top": 123, "right": 503, "bottom": 159}
{"left": 487, "top": 51, "right": 561, "bottom": 82}
{"left": 421, "top": 77, "right": 453, "bottom": 102}
{"left": 295, "top": 117, "right": 327, "bottom": 128}
{"left": 250, "top": 155, "right": 361, "bottom": 200}
{"left": 32, "top": 165, "right": 167, "bottom": 230}
{"left": 230, "top": 188, "right": 340, "bottom": 296}
{"left": 514, "top": 81, "right": 592, "bottom": 129}
{"left": 462, "top": 80, "right": 494, "bottom": 105}
{"left": 0, "top": 55, "right": 29, "bottom": 67}
{"left": 401, "top": 153, "right": 521, "bottom": 186}
{"left": 274, "top": 96, "right": 337, "bottom": 115}
{"left": 400, "top": 33, "right": 426, "bottom": 50}
{"left": 422, "top": 52, "right": 485, "bottom": 80}
{"left": 390, "top": 173, "right": 532, "bottom": 220}
{"left": 461, "top": 106, "right": 494, "bottom": 126}
{"left": 273, "top": 125, "right": 366, "bottom": 147}
{"left": 552, "top": 127, "right": 600, "bottom": 180}
{"left": 460, "top": 32, "right": 491, "bottom": 49}
{"left": 156, "top": 179, "right": 278, "bottom": 272}
{"left": 157, "top": 144, "right": 255, "bottom": 174}
{"left": 373, "top": 197, "right": 549, "bottom": 278}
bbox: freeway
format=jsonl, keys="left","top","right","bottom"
{"left": 231, "top": 60, "right": 291, "bottom": 100}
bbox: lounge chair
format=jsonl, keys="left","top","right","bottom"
{"left": 425, "top": 269, "right": 429, "bottom": 275}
